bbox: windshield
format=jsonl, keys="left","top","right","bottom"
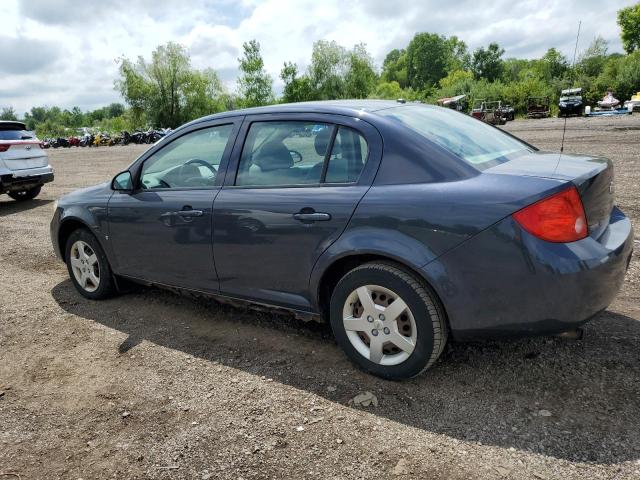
{"left": 0, "top": 130, "right": 35, "bottom": 141}
{"left": 379, "top": 105, "right": 532, "bottom": 170}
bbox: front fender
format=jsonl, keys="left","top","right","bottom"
{"left": 51, "top": 203, "right": 111, "bottom": 261}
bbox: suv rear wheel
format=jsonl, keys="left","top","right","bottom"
{"left": 8, "top": 185, "right": 41, "bottom": 201}
{"left": 65, "top": 228, "right": 116, "bottom": 300}
{"left": 329, "top": 262, "right": 447, "bottom": 380}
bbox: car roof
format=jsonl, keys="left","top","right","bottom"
{"left": 0, "top": 121, "right": 27, "bottom": 131}
{"left": 187, "top": 99, "right": 416, "bottom": 126}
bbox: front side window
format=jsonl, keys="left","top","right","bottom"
{"left": 139, "top": 124, "right": 233, "bottom": 189}
{"left": 379, "top": 105, "right": 532, "bottom": 170}
{"left": 235, "top": 121, "right": 368, "bottom": 186}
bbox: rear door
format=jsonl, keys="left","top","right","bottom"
{"left": 107, "top": 119, "right": 241, "bottom": 292}
{"left": 212, "top": 113, "right": 382, "bottom": 310}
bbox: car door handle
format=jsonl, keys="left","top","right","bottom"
{"left": 293, "top": 212, "right": 331, "bottom": 222}
{"left": 177, "top": 209, "right": 204, "bottom": 218}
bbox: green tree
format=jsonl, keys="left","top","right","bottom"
{"left": 502, "top": 58, "right": 534, "bottom": 82}
{"left": 308, "top": 40, "right": 348, "bottom": 99}
{"left": 578, "top": 36, "right": 609, "bottom": 77}
{"left": 617, "top": 3, "right": 640, "bottom": 53}
{"left": 471, "top": 42, "right": 505, "bottom": 81}
{"left": 438, "top": 69, "right": 474, "bottom": 94}
{"left": 70, "top": 106, "right": 85, "bottom": 127}
{"left": 539, "top": 48, "right": 569, "bottom": 80}
{"left": 0, "top": 107, "right": 18, "bottom": 121}
{"left": 616, "top": 51, "right": 640, "bottom": 98}
{"left": 237, "top": 40, "right": 274, "bottom": 108}
{"left": 445, "top": 36, "right": 471, "bottom": 72}
{"left": 344, "top": 43, "right": 377, "bottom": 98}
{"left": 184, "top": 68, "right": 229, "bottom": 117}
{"left": 372, "top": 81, "right": 404, "bottom": 99}
{"left": 381, "top": 49, "right": 408, "bottom": 88}
{"left": 117, "top": 42, "right": 225, "bottom": 128}
{"left": 406, "top": 33, "right": 451, "bottom": 89}
{"left": 280, "top": 62, "right": 314, "bottom": 102}
{"left": 107, "top": 103, "right": 125, "bottom": 118}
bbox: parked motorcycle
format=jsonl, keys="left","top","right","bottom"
{"left": 120, "top": 131, "right": 131, "bottom": 145}
{"left": 109, "top": 133, "right": 122, "bottom": 146}
{"left": 93, "top": 133, "right": 111, "bottom": 147}
{"left": 130, "top": 131, "right": 146, "bottom": 144}
{"left": 79, "top": 134, "right": 94, "bottom": 147}
{"left": 51, "top": 137, "right": 70, "bottom": 148}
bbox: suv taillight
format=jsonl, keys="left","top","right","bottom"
{"left": 513, "top": 186, "right": 587, "bottom": 243}
{"left": 0, "top": 144, "right": 10, "bottom": 152}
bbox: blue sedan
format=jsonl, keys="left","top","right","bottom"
{"left": 50, "top": 100, "right": 634, "bottom": 379}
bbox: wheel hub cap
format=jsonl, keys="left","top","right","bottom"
{"left": 342, "top": 285, "right": 417, "bottom": 366}
{"left": 70, "top": 240, "right": 100, "bottom": 293}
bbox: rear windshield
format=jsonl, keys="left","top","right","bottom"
{"left": 0, "top": 130, "right": 35, "bottom": 141}
{"left": 379, "top": 105, "right": 532, "bottom": 170}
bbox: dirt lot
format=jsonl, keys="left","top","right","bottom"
{"left": 1, "top": 115, "right": 639, "bottom": 480}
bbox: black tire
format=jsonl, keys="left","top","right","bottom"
{"left": 329, "top": 262, "right": 448, "bottom": 380}
{"left": 8, "top": 186, "right": 41, "bottom": 201}
{"left": 65, "top": 228, "right": 117, "bottom": 300}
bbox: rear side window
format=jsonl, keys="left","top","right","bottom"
{"left": 0, "top": 130, "right": 35, "bottom": 140}
{"left": 379, "top": 105, "right": 532, "bottom": 170}
{"left": 325, "top": 127, "right": 368, "bottom": 184}
{"left": 235, "top": 121, "right": 368, "bottom": 187}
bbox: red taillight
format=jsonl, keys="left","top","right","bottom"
{"left": 513, "top": 186, "right": 587, "bottom": 243}
{"left": 0, "top": 142, "right": 42, "bottom": 152}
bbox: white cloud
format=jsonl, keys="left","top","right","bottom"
{"left": 0, "top": 0, "right": 635, "bottom": 115}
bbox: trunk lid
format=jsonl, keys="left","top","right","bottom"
{"left": 486, "top": 151, "right": 614, "bottom": 239}
{"left": 0, "top": 141, "right": 49, "bottom": 170}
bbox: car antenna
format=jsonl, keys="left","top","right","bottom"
{"left": 560, "top": 20, "right": 581, "bottom": 155}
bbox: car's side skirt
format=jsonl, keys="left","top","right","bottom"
{"left": 115, "top": 273, "right": 322, "bottom": 323}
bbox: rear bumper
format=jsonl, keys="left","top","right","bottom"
{"left": 423, "top": 207, "right": 634, "bottom": 340}
{"left": 0, "top": 166, "right": 54, "bottom": 193}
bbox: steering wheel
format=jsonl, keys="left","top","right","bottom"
{"left": 289, "top": 150, "right": 303, "bottom": 163}
{"left": 182, "top": 158, "right": 217, "bottom": 175}
{"left": 177, "top": 158, "right": 217, "bottom": 184}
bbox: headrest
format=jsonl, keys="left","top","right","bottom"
{"left": 253, "top": 140, "right": 293, "bottom": 172}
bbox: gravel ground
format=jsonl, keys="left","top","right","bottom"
{"left": 1, "top": 115, "right": 639, "bottom": 480}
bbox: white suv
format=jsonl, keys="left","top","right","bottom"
{"left": 0, "top": 121, "right": 54, "bottom": 201}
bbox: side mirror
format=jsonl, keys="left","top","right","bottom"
{"left": 111, "top": 171, "right": 133, "bottom": 192}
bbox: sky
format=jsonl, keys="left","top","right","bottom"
{"left": 0, "top": 0, "right": 636, "bottom": 115}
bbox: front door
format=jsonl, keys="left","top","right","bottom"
{"left": 108, "top": 122, "right": 238, "bottom": 292}
{"left": 213, "top": 115, "right": 380, "bottom": 309}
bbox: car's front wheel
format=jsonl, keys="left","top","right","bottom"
{"left": 65, "top": 229, "right": 116, "bottom": 300}
{"left": 8, "top": 186, "right": 41, "bottom": 201}
{"left": 330, "top": 262, "right": 447, "bottom": 380}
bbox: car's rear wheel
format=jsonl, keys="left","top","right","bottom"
{"left": 329, "top": 262, "right": 447, "bottom": 380}
{"left": 8, "top": 186, "right": 41, "bottom": 201}
{"left": 65, "top": 229, "right": 116, "bottom": 300}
